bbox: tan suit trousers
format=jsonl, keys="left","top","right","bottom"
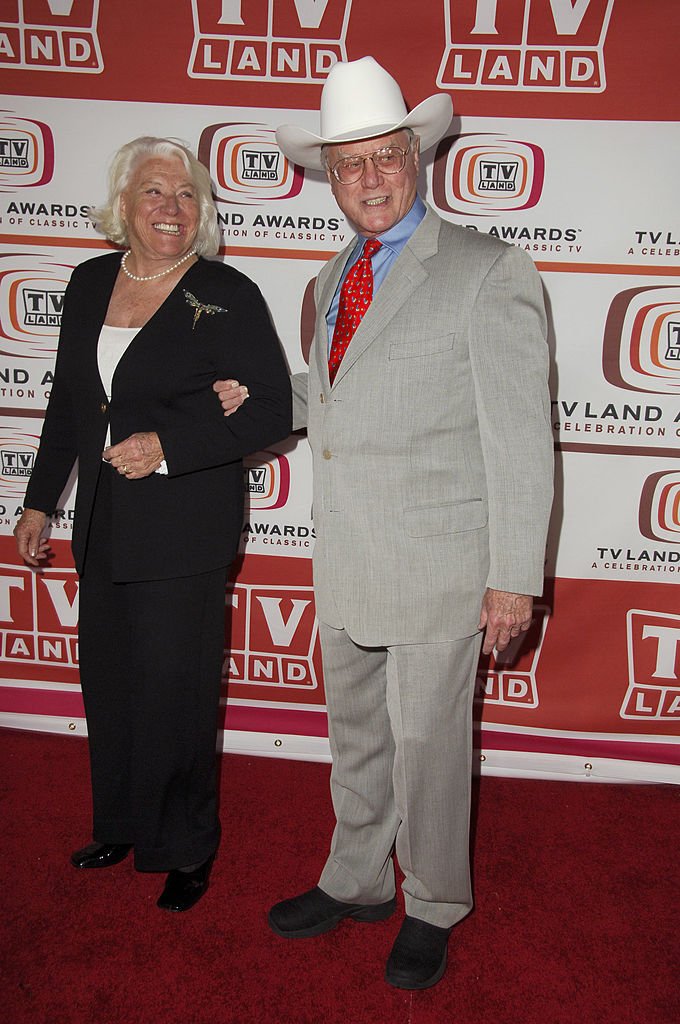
{"left": 317, "top": 622, "right": 483, "bottom": 929}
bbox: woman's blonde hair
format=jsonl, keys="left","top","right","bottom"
{"left": 89, "top": 137, "right": 221, "bottom": 256}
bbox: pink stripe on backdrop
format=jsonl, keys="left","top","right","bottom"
{"left": 0, "top": 688, "right": 85, "bottom": 718}
{"left": 222, "top": 703, "right": 329, "bottom": 738}
{"left": 0, "top": 688, "right": 331, "bottom": 738}
{"left": 1, "top": 688, "right": 677, "bottom": 765}
{"left": 480, "top": 730, "right": 680, "bottom": 766}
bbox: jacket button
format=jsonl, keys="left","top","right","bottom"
{"left": 320, "top": 393, "right": 325, "bottom": 403}
{"left": 322, "top": 449, "right": 332, "bottom": 460}
{"left": 100, "top": 402, "right": 108, "bottom": 414}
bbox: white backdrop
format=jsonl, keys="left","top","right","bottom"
{"left": 1, "top": 0, "right": 678, "bottom": 783}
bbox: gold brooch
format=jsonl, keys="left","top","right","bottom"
{"left": 184, "top": 290, "right": 228, "bottom": 330}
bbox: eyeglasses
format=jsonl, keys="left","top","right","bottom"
{"left": 329, "top": 141, "right": 412, "bottom": 185}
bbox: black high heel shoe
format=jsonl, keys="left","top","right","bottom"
{"left": 156, "top": 853, "right": 215, "bottom": 912}
{"left": 70, "top": 842, "right": 132, "bottom": 869}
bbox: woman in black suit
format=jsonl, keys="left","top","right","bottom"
{"left": 14, "top": 137, "right": 291, "bottom": 911}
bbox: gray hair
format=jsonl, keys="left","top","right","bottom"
{"left": 89, "top": 137, "right": 221, "bottom": 256}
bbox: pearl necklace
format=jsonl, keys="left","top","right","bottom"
{"left": 120, "top": 248, "right": 196, "bottom": 282}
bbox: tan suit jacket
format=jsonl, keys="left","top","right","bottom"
{"left": 293, "top": 205, "right": 553, "bottom": 646}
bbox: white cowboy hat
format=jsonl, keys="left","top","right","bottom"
{"left": 276, "top": 57, "right": 453, "bottom": 170}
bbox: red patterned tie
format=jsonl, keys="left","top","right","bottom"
{"left": 328, "top": 238, "right": 382, "bottom": 384}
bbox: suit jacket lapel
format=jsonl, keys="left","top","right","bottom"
{"left": 85, "top": 252, "right": 121, "bottom": 333}
{"left": 326, "top": 209, "right": 443, "bottom": 387}
{"left": 83, "top": 253, "right": 123, "bottom": 402}
{"left": 314, "top": 247, "right": 351, "bottom": 388}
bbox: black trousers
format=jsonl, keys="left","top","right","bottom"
{"left": 78, "top": 467, "right": 228, "bottom": 871}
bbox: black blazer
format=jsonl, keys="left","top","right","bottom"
{"left": 25, "top": 252, "right": 292, "bottom": 581}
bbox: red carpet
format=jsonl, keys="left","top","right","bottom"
{"left": 1, "top": 728, "right": 678, "bottom": 1024}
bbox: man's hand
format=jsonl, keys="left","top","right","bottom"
{"left": 213, "top": 379, "right": 249, "bottom": 416}
{"left": 103, "top": 431, "right": 164, "bottom": 479}
{"left": 478, "top": 588, "right": 533, "bottom": 656}
{"left": 14, "top": 508, "right": 50, "bottom": 567}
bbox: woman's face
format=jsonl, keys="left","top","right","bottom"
{"left": 119, "top": 155, "right": 200, "bottom": 264}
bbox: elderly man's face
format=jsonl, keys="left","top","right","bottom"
{"left": 324, "top": 130, "right": 420, "bottom": 237}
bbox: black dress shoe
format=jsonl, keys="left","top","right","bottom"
{"left": 156, "top": 854, "right": 215, "bottom": 912}
{"left": 70, "top": 842, "right": 132, "bottom": 869}
{"left": 385, "top": 915, "right": 453, "bottom": 990}
{"left": 268, "top": 885, "right": 397, "bottom": 938}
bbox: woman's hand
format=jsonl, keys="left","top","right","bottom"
{"left": 14, "top": 508, "right": 50, "bottom": 566}
{"left": 103, "top": 431, "right": 164, "bottom": 479}
{"left": 212, "top": 379, "right": 249, "bottom": 416}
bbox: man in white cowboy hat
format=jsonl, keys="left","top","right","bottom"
{"left": 216, "top": 56, "right": 553, "bottom": 989}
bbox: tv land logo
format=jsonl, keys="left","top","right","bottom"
{"left": 188, "top": 0, "right": 350, "bottom": 82}
{"left": 198, "top": 123, "right": 303, "bottom": 205}
{"left": 244, "top": 451, "right": 291, "bottom": 510}
{"left": 432, "top": 134, "right": 544, "bottom": 214}
{"left": 603, "top": 286, "right": 680, "bottom": 395}
{"left": 0, "top": 430, "right": 40, "bottom": 496}
{"left": 0, "top": 427, "right": 41, "bottom": 496}
{"left": 0, "top": 565, "right": 80, "bottom": 670}
{"left": 438, "top": 0, "right": 615, "bottom": 92}
{"left": 0, "top": 565, "right": 320, "bottom": 692}
{"left": 476, "top": 606, "right": 549, "bottom": 707}
{"left": 639, "top": 471, "right": 680, "bottom": 546}
{"left": 226, "top": 583, "right": 319, "bottom": 690}
{"left": 0, "top": 115, "right": 54, "bottom": 191}
{"left": 0, "top": 0, "right": 103, "bottom": 73}
{"left": 1, "top": 448, "right": 34, "bottom": 477}
{"left": 0, "top": 254, "right": 70, "bottom": 358}
{"left": 620, "top": 609, "right": 680, "bottom": 720}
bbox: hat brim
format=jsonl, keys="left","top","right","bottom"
{"left": 276, "top": 93, "right": 453, "bottom": 170}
